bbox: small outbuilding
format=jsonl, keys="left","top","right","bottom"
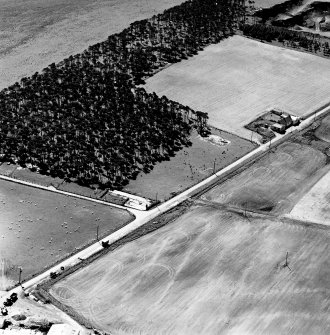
{"left": 278, "top": 112, "right": 293, "bottom": 128}
{"left": 271, "top": 123, "right": 286, "bottom": 134}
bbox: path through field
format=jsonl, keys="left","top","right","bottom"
{"left": 50, "top": 205, "right": 330, "bottom": 335}
{"left": 144, "top": 35, "right": 330, "bottom": 140}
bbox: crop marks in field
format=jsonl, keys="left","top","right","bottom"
{"left": 201, "top": 141, "right": 327, "bottom": 213}
{"left": 50, "top": 205, "right": 330, "bottom": 335}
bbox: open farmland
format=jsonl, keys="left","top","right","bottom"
{"left": 123, "top": 128, "right": 256, "bottom": 201}
{"left": 144, "top": 35, "right": 330, "bottom": 140}
{"left": 288, "top": 167, "right": 330, "bottom": 225}
{"left": 201, "top": 141, "right": 327, "bottom": 214}
{"left": 0, "top": 179, "right": 133, "bottom": 289}
{"left": 50, "top": 205, "right": 330, "bottom": 335}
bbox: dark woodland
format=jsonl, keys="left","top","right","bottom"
{"left": 0, "top": 0, "right": 245, "bottom": 190}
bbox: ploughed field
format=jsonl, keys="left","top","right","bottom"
{"left": 0, "top": 0, "right": 185, "bottom": 89}
{"left": 202, "top": 141, "right": 328, "bottom": 214}
{"left": 0, "top": 179, "right": 133, "bottom": 289}
{"left": 50, "top": 205, "right": 330, "bottom": 335}
{"left": 144, "top": 35, "right": 330, "bottom": 140}
{"left": 284, "top": 114, "right": 330, "bottom": 225}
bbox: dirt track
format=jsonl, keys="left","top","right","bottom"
{"left": 50, "top": 205, "right": 330, "bottom": 335}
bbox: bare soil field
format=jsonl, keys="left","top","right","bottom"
{"left": 123, "top": 128, "right": 256, "bottom": 201}
{"left": 50, "top": 205, "right": 330, "bottom": 335}
{"left": 0, "top": 179, "right": 133, "bottom": 289}
{"left": 144, "top": 35, "right": 330, "bottom": 140}
{"left": 0, "top": 0, "right": 185, "bottom": 89}
{"left": 288, "top": 166, "right": 330, "bottom": 225}
{"left": 201, "top": 141, "right": 327, "bottom": 214}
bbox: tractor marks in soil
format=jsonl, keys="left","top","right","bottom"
{"left": 202, "top": 142, "right": 327, "bottom": 214}
{"left": 50, "top": 205, "right": 330, "bottom": 335}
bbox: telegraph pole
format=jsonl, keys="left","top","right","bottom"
{"left": 18, "top": 267, "right": 22, "bottom": 284}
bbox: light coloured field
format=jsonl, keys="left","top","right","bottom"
{"left": 0, "top": 179, "right": 133, "bottom": 289}
{"left": 0, "top": 0, "right": 185, "bottom": 89}
{"left": 144, "top": 35, "right": 330, "bottom": 139}
{"left": 201, "top": 141, "right": 327, "bottom": 213}
{"left": 50, "top": 205, "right": 330, "bottom": 335}
{"left": 288, "top": 166, "right": 330, "bottom": 225}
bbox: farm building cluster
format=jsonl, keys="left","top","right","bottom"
{"left": 246, "top": 108, "right": 300, "bottom": 142}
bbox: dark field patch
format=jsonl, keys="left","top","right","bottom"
{"left": 201, "top": 141, "right": 327, "bottom": 214}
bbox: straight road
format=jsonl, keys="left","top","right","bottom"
{"left": 2, "top": 104, "right": 329, "bottom": 296}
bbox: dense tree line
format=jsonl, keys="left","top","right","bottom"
{"left": 0, "top": 0, "right": 245, "bottom": 190}
{"left": 240, "top": 23, "right": 330, "bottom": 57}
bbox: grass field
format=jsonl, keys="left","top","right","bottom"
{"left": 288, "top": 166, "right": 330, "bottom": 225}
{"left": 144, "top": 35, "right": 330, "bottom": 140}
{"left": 0, "top": 179, "right": 133, "bottom": 289}
{"left": 0, "top": 128, "right": 255, "bottom": 204}
{"left": 201, "top": 141, "right": 327, "bottom": 214}
{"left": 50, "top": 205, "right": 330, "bottom": 335}
{"left": 123, "top": 128, "right": 256, "bottom": 201}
